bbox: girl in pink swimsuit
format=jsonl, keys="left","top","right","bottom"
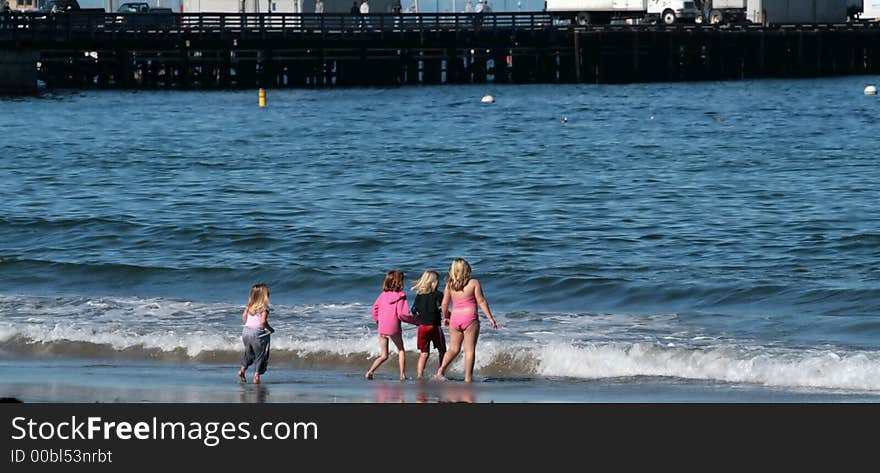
{"left": 365, "top": 270, "right": 413, "bottom": 381}
{"left": 436, "top": 258, "right": 499, "bottom": 383}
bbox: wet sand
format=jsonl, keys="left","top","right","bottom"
{"left": 2, "top": 358, "right": 880, "bottom": 403}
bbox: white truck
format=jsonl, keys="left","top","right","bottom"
{"left": 694, "top": 0, "right": 746, "bottom": 24}
{"left": 178, "top": 0, "right": 303, "bottom": 12}
{"left": 544, "top": 0, "right": 700, "bottom": 25}
{"left": 858, "top": 0, "right": 880, "bottom": 19}
{"left": 695, "top": 0, "right": 850, "bottom": 24}
{"left": 746, "top": 0, "right": 849, "bottom": 25}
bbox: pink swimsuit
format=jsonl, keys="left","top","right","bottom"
{"left": 372, "top": 291, "right": 410, "bottom": 337}
{"left": 450, "top": 296, "right": 478, "bottom": 331}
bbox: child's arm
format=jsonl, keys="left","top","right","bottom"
{"left": 473, "top": 280, "right": 498, "bottom": 329}
{"left": 263, "top": 310, "right": 274, "bottom": 333}
{"left": 441, "top": 285, "right": 451, "bottom": 326}
{"left": 397, "top": 294, "right": 410, "bottom": 318}
{"left": 241, "top": 308, "right": 248, "bottom": 325}
{"left": 396, "top": 294, "right": 418, "bottom": 325}
{"left": 372, "top": 297, "right": 380, "bottom": 324}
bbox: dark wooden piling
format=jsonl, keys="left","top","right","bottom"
{"left": 2, "top": 12, "right": 880, "bottom": 91}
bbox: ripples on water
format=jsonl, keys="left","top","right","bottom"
{"left": 1, "top": 79, "right": 880, "bottom": 389}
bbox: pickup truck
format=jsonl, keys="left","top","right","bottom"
{"left": 115, "top": 2, "right": 175, "bottom": 27}
{"left": 116, "top": 2, "right": 171, "bottom": 13}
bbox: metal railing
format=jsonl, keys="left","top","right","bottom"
{"left": 2, "top": 11, "right": 877, "bottom": 37}
{"left": 0, "top": 11, "right": 556, "bottom": 35}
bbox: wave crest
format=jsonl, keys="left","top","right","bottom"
{"left": 3, "top": 325, "right": 880, "bottom": 392}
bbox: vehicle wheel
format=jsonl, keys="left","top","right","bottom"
{"left": 662, "top": 9, "right": 676, "bottom": 25}
{"left": 709, "top": 9, "right": 723, "bottom": 25}
{"left": 575, "top": 11, "right": 591, "bottom": 26}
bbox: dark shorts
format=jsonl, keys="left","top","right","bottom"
{"left": 417, "top": 325, "right": 446, "bottom": 353}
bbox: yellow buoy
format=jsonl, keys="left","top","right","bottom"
{"left": 259, "top": 88, "right": 267, "bottom": 107}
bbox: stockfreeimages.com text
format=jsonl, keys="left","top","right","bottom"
{"left": 11, "top": 416, "right": 318, "bottom": 447}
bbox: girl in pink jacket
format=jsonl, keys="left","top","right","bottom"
{"left": 366, "top": 270, "right": 416, "bottom": 380}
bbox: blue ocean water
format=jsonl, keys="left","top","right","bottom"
{"left": 1, "top": 78, "right": 879, "bottom": 395}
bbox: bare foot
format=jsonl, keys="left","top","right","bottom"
{"left": 416, "top": 375, "right": 424, "bottom": 381}
{"left": 365, "top": 371, "right": 374, "bottom": 380}
{"left": 434, "top": 373, "right": 447, "bottom": 382}
{"left": 253, "top": 374, "right": 260, "bottom": 384}
{"left": 237, "top": 368, "right": 246, "bottom": 383}
{"left": 399, "top": 375, "right": 406, "bottom": 381}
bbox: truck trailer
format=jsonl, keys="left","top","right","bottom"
{"left": 544, "top": 0, "right": 700, "bottom": 25}
{"left": 861, "top": 0, "right": 880, "bottom": 19}
{"left": 746, "top": 0, "right": 849, "bottom": 25}
{"left": 696, "top": 0, "right": 851, "bottom": 24}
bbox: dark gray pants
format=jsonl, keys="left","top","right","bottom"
{"left": 241, "top": 326, "right": 271, "bottom": 375}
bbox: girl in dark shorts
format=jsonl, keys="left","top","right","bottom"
{"left": 410, "top": 270, "right": 447, "bottom": 380}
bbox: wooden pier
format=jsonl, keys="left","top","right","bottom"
{"left": 1, "top": 12, "right": 880, "bottom": 91}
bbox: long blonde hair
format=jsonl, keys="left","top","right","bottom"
{"left": 446, "top": 258, "right": 472, "bottom": 292}
{"left": 246, "top": 283, "right": 270, "bottom": 315}
{"left": 411, "top": 270, "right": 439, "bottom": 295}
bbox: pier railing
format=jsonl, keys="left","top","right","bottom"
{"left": 3, "top": 11, "right": 879, "bottom": 38}
{"left": 0, "top": 11, "right": 556, "bottom": 36}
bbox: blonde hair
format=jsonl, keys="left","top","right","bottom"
{"left": 411, "top": 270, "right": 439, "bottom": 295}
{"left": 246, "top": 283, "right": 270, "bottom": 315}
{"left": 446, "top": 258, "right": 472, "bottom": 292}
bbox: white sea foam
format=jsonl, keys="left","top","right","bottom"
{"left": 4, "top": 322, "right": 880, "bottom": 392}
{"left": 4, "top": 294, "right": 880, "bottom": 392}
{"left": 528, "top": 341, "right": 880, "bottom": 391}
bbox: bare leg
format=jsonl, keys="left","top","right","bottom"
{"left": 366, "top": 335, "right": 390, "bottom": 380}
{"left": 436, "top": 327, "right": 463, "bottom": 379}
{"left": 417, "top": 352, "right": 429, "bottom": 379}
{"left": 389, "top": 333, "right": 406, "bottom": 381}
{"left": 462, "top": 321, "right": 480, "bottom": 383}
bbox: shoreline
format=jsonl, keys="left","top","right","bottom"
{"left": 3, "top": 358, "right": 879, "bottom": 403}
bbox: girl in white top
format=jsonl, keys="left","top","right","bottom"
{"left": 237, "top": 283, "right": 275, "bottom": 384}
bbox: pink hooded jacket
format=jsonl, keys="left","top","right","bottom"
{"left": 372, "top": 291, "right": 416, "bottom": 336}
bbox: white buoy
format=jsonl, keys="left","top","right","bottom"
{"left": 865, "top": 85, "right": 878, "bottom": 96}
{"left": 562, "top": 116, "right": 568, "bottom": 123}
{"left": 481, "top": 94, "right": 495, "bottom": 103}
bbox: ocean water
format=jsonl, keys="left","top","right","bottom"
{"left": 1, "top": 78, "right": 879, "bottom": 401}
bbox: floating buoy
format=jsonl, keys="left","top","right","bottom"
{"left": 562, "top": 116, "right": 568, "bottom": 123}
{"left": 259, "top": 88, "right": 267, "bottom": 107}
{"left": 481, "top": 94, "right": 495, "bottom": 103}
{"left": 865, "top": 85, "right": 878, "bottom": 96}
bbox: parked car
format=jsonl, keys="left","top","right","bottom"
{"left": 39, "top": 0, "right": 103, "bottom": 12}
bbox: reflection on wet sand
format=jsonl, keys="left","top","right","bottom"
{"left": 370, "top": 380, "right": 477, "bottom": 403}
{"left": 373, "top": 381, "right": 405, "bottom": 403}
{"left": 239, "top": 384, "right": 269, "bottom": 403}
